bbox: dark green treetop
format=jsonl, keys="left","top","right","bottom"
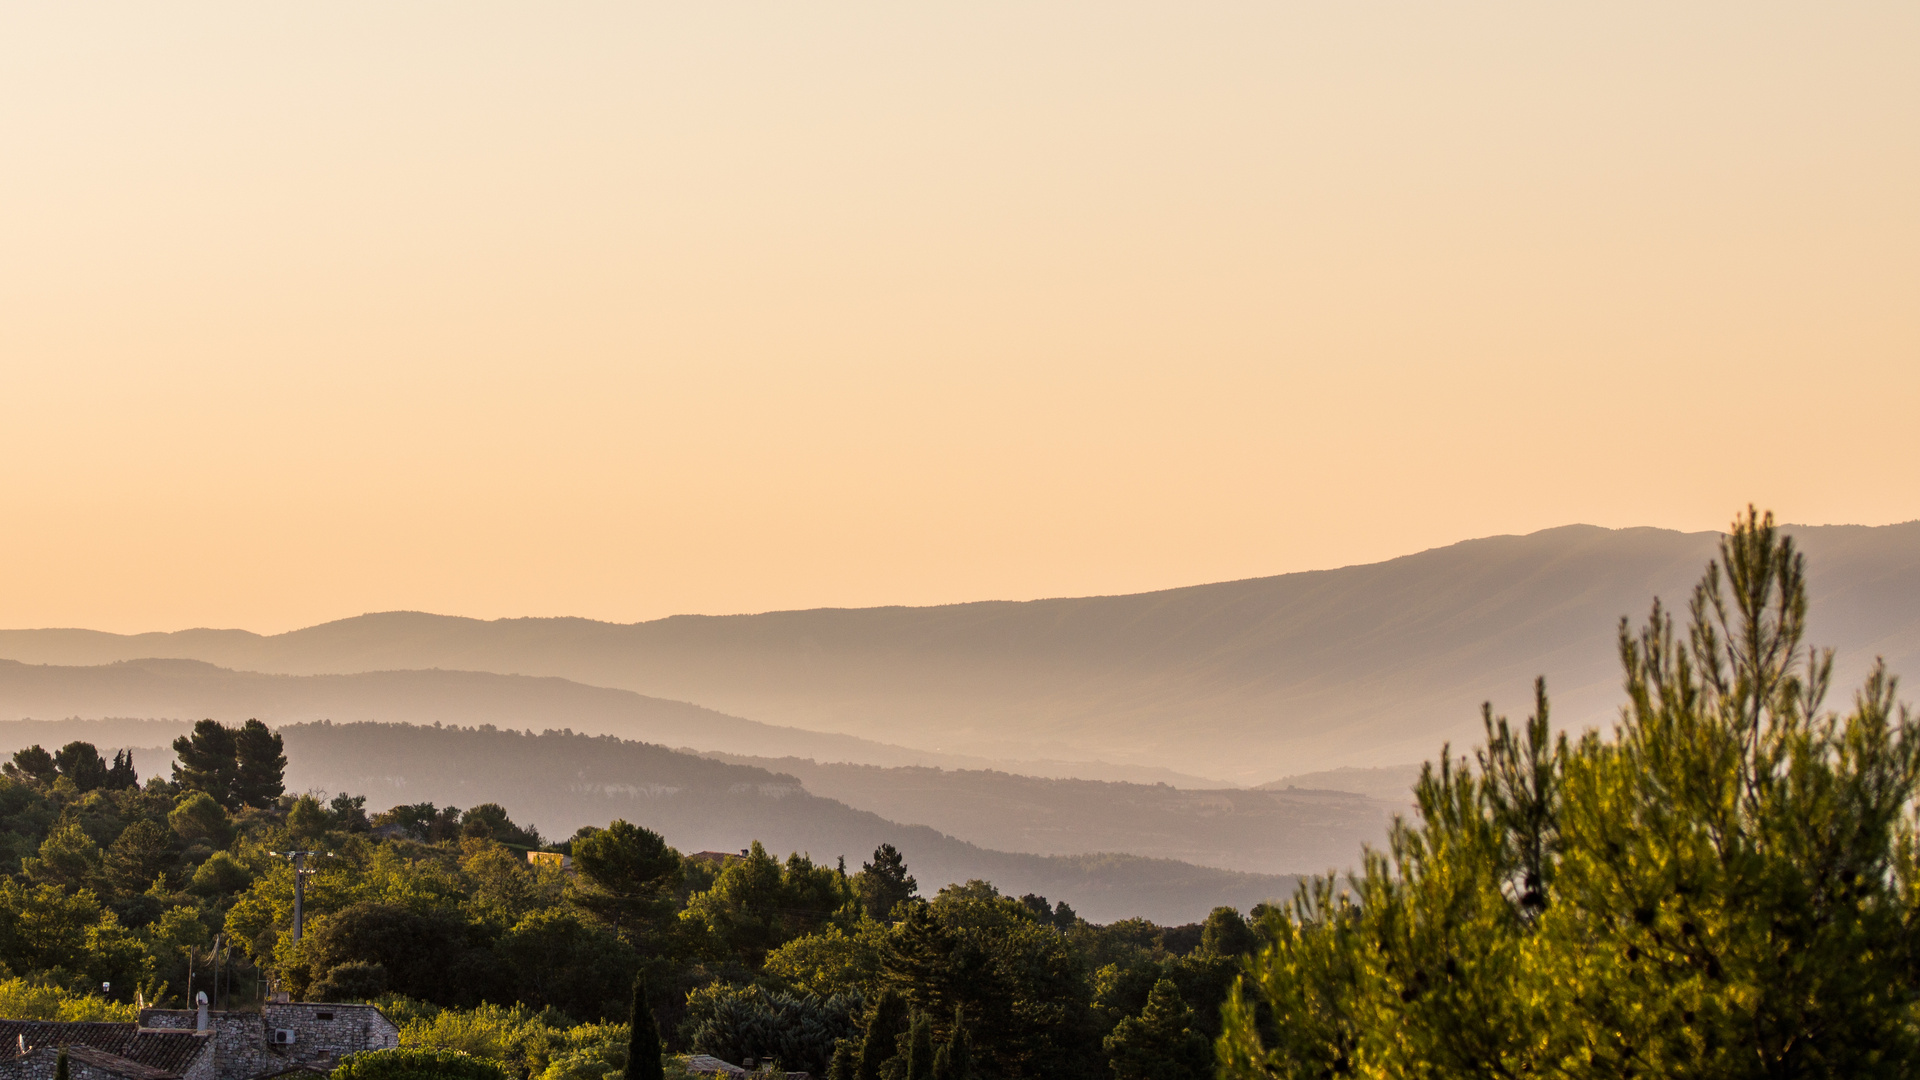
{"left": 1104, "top": 978, "right": 1211, "bottom": 1080}
{"left": 856, "top": 844, "right": 917, "bottom": 922}
{"left": 53, "top": 742, "right": 109, "bottom": 792}
{"left": 232, "top": 719, "right": 286, "bottom": 808}
{"left": 8, "top": 745, "right": 58, "bottom": 784}
{"left": 172, "top": 720, "right": 238, "bottom": 804}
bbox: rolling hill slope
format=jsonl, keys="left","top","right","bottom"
{"left": 703, "top": 754, "right": 1396, "bottom": 876}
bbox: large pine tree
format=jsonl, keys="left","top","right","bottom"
{"left": 53, "top": 741, "right": 108, "bottom": 792}
{"left": 1221, "top": 509, "right": 1920, "bottom": 1079}
{"left": 172, "top": 720, "right": 239, "bottom": 806}
{"left": 173, "top": 719, "right": 284, "bottom": 809}
{"left": 232, "top": 719, "right": 287, "bottom": 808}
{"left": 856, "top": 844, "right": 917, "bottom": 922}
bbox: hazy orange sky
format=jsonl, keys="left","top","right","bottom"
{"left": 2, "top": 2, "right": 1916, "bottom": 634}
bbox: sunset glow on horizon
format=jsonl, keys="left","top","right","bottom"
{"left": 3, "top": 1, "right": 1916, "bottom": 634}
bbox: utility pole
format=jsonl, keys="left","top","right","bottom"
{"left": 269, "top": 850, "right": 331, "bottom": 944}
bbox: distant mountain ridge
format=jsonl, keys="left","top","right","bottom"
{"left": 3, "top": 522, "right": 1916, "bottom": 780}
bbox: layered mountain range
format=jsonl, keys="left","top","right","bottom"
{"left": 3, "top": 522, "right": 1915, "bottom": 782}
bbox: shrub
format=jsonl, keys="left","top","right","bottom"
{"left": 684, "top": 986, "right": 863, "bottom": 1077}
{"left": 332, "top": 1048, "right": 510, "bottom": 1080}
{"left": 397, "top": 1002, "right": 582, "bottom": 1078}
{"left": 0, "top": 977, "right": 137, "bottom": 1022}
{"left": 311, "top": 961, "right": 389, "bottom": 1001}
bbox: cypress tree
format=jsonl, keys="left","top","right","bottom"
{"left": 827, "top": 1040, "right": 857, "bottom": 1080}
{"left": 626, "top": 978, "right": 664, "bottom": 1080}
{"left": 854, "top": 990, "right": 908, "bottom": 1080}
{"left": 931, "top": 1009, "right": 971, "bottom": 1080}
{"left": 902, "top": 1014, "right": 934, "bottom": 1080}
{"left": 55, "top": 1049, "right": 69, "bottom": 1080}
{"left": 105, "top": 749, "right": 139, "bottom": 790}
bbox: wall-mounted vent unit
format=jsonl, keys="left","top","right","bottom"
{"left": 273, "top": 1030, "right": 297, "bottom": 1046}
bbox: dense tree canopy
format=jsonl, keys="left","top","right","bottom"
{"left": 0, "top": 724, "right": 1227, "bottom": 1080}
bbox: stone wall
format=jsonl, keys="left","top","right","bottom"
{"left": 259, "top": 1005, "right": 397, "bottom": 1073}
{"left": 137, "top": 1013, "right": 276, "bottom": 1080}
{"left": 136, "top": 1005, "right": 395, "bottom": 1080}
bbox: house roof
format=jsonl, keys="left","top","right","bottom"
{"left": 42, "top": 1044, "right": 182, "bottom": 1080}
{"left": 680, "top": 1056, "right": 806, "bottom": 1080}
{"left": 0, "top": 1021, "right": 211, "bottom": 1077}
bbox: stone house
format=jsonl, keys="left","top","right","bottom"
{"left": 0, "top": 999, "right": 396, "bottom": 1080}
{"left": 0, "top": 1022, "right": 213, "bottom": 1080}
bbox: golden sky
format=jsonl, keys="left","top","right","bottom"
{"left": 2, "top": 2, "right": 1916, "bottom": 634}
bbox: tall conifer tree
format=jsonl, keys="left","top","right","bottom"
{"left": 930, "top": 1008, "right": 971, "bottom": 1080}
{"left": 626, "top": 979, "right": 664, "bottom": 1080}
{"left": 902, "top": 1014, "right": 934, "bottom": 1080}
{"left": 854, "top": 990, "right": 908, "bottom": 1080}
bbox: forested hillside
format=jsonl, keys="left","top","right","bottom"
{"left": 0, "top": 718, "right": 1273, "bottom": 1080}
